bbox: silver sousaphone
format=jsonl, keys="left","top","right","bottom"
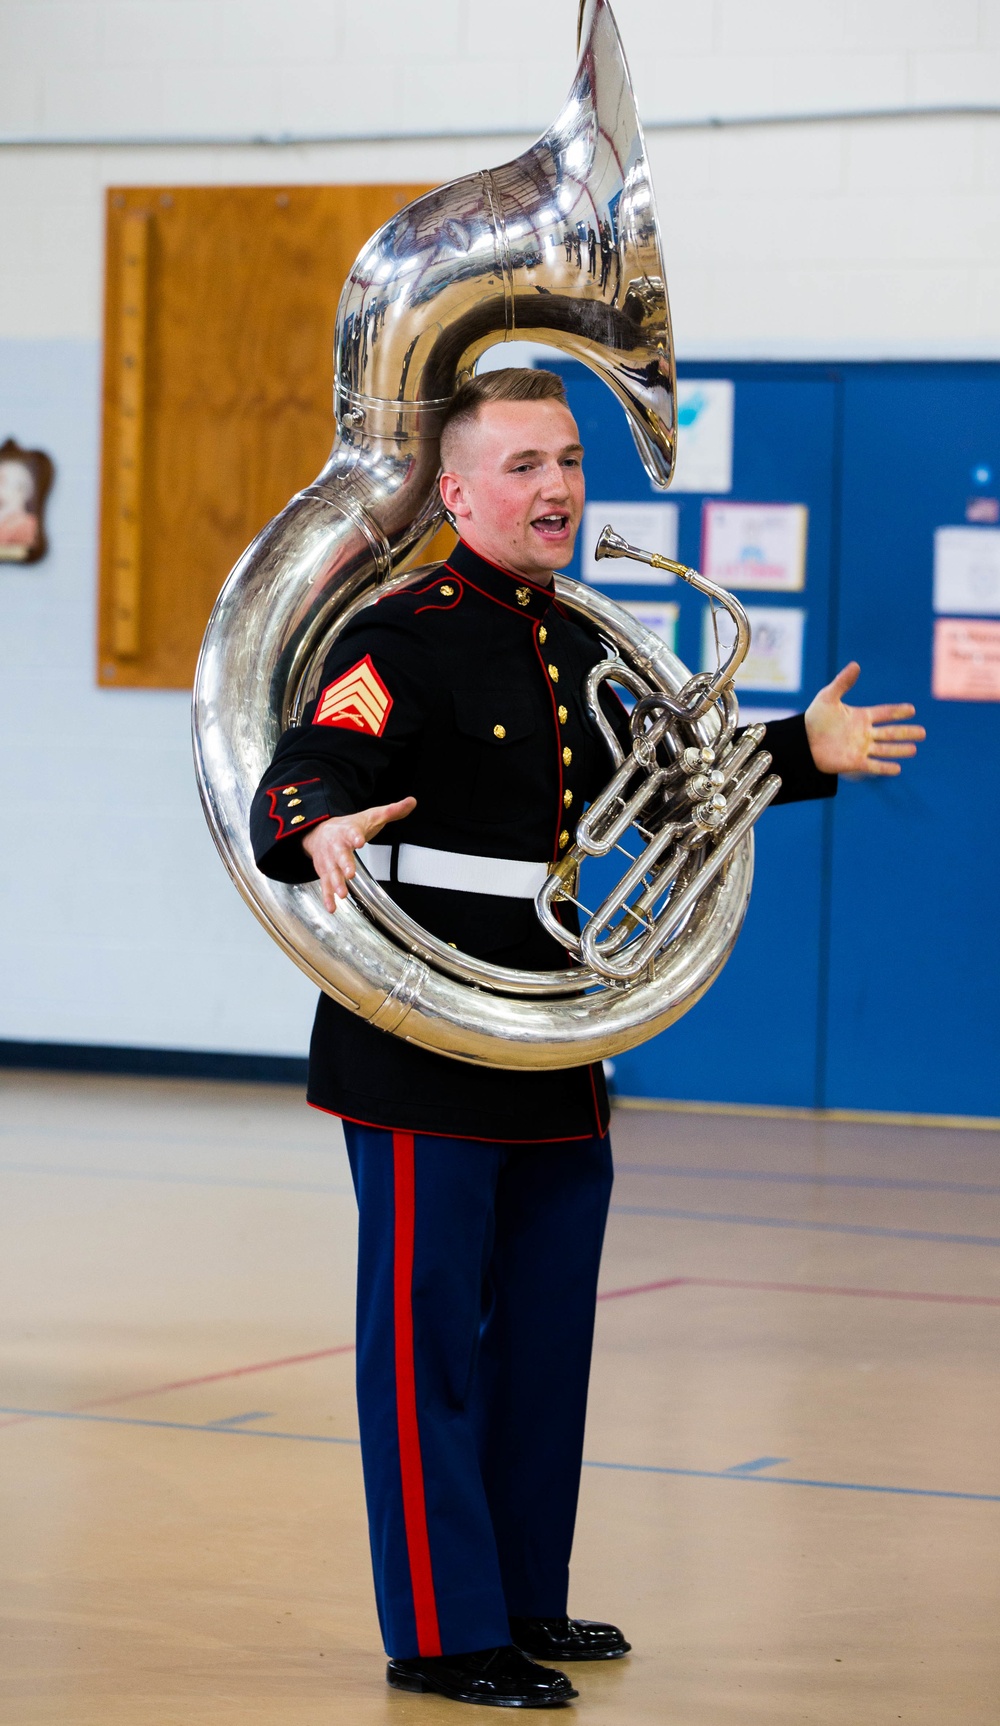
{"left": 192, "top": 0, "right": 780, "bottom": 1070}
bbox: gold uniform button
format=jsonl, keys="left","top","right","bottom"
{"left": 290, "top": 815, "right": 305, "bottom": 826}
{"left": 558, "top": 704, "right": 568, "bottom": 724}
{"left": 538, "top": 625, "right": 547, "bottom": 643}
{"left": 562, "top": 746, "right": 572, "bottom": 766}
{"left": 493, "top": 723, "right": 506, "bottom": 740}
{"left": 563, "top": 789, "right": 573, "bottom": 808}
{"left": 558, "top": 829, "right": 570, "bottom": 849}
{"left": 515, "top": 586, "right": 531, "bottom": 607}
{"left": 287, "top": 797, "right": 302, "bottom": 807}
{"left": 439, "top": 583, "right": 455, "bottom": 597}
{"left": 284, "top": 785, "right": 298, "bottom": 795}
{"left": 548, "top": 663, "right": 559, "bottom": 682}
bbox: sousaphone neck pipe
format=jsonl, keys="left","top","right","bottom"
{"left": 594, "top": 524, "right": 752, "bottom": 713}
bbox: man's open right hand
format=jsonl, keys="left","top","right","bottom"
{"left": 301, "top": 797, "right": 416, "bottom": 913}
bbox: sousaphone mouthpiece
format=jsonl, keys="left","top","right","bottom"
{"left": 594, "top": 525, "right": 632, "bottom": 560}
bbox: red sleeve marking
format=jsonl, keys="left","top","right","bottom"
{"left": 314, "top": 654, "right": 393, "bottom": 736}
{"left": 264, "top": 777, "right": 321, "bottom": 841}
{"left": 392, "top": 1132, "right": 442, "bottom": 1657}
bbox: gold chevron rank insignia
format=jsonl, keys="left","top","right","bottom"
{"left": 313, "top": 655, "right": 393, "bottom": 736}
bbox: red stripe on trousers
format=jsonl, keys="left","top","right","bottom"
{"left": 392, "top": 1131, "right": 442, "bottom": 1656}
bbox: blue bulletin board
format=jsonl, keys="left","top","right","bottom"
{"left": 554, "top": 360, "right": 1000, "bottom": 1119}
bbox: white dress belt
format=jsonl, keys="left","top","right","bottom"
{"left": 359, "top": 842, "right": 549, "bottom": 900}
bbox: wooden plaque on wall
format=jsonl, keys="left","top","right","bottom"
{"left": 97, "top": 183, "right": 455, "bottom": 689}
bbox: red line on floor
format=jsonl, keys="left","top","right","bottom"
{"left": 597, "top": 1274, "right": 1000, "bottom": 1307}
{"left": 5, "top": 1279, "right": 992, "bottom": 1437}
{"left": 0, "top": 1342, "right": 357, "bottom": 1430}
{"left": 597, "top": 1276, "right": 690, "bottom": 1301}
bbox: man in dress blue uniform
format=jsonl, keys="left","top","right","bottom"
{"left": 251, "top": 369, "right": 923, "bottom": 1708}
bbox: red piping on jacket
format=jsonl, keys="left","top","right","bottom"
{"left": 447, "top": 543, "right": 554, "bottom": 594}
{"left": 529, "top": 620, "right": 565, "bottom": 862}
{"left": 310, "top": 1102, "right": 605, "bottom": 1145}
{"left": 587, "top": 1062, "right": 608, "bottom": 1139}
{"left": 442, "top": 562, "right": 554, "bottom": 623}
{"left": 264, "top": 778, "right": 323, "bottom": 842}
{"left": 415, "top": 579, "right": 465, "bottom": 616}
{"left": 392, "top": 1132, "right": 442, "bottom": 1656}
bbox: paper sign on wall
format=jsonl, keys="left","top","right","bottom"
{"left": 703, "top": 604, "right": 805, "bottom": 693}
{"left": 618, "top": 600, "right": 680, "bottom": 653}
{"left": 671, "top": 380, "right": 734, "bottom": 494}
{"left": 582, "top": 501, "right": 678, "bottom": 582}
{"left": 702, "top": 502, "right": 808, "bottom": 592}
{"left": 933, "top": 527, "right": 1000, "bottom": 615}
{"left": 932, "top": 618, "right": 1000, "bottom": 701}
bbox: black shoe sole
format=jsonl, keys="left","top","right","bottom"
{"left": 387, "top": 1668, "right": 578, "bottom": 1706}
{"left": 514, "top": 1644, "right": 631, "bottom": 1663}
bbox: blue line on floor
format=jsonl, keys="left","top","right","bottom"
{"left": 2, "top": 1407, "right": 997, "bottom": 1503}
{"left": 0, "top": 1407, "right": 360, "bottom": 1444}
{"left": 581, "top": 1459, "right": 1000, "bottom": 1503}
{"left": 724, "top": 1456, "right": 788, "bottom": 1473}
{"left": 0, "top": 1161, "right": 352, "bottom": 1195}
{"left": 204, "top": 1411, "right": 274, "bottom": 1427}
{"left": 614, "top": 1163, "right": 1000, "bottom": 1199}
{"left": 609, "top": 1204, "right": 1000, "bottom": 1248}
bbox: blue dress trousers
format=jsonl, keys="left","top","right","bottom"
{"left": 344, "top": 1122, "right": 614, "bottom": 1659}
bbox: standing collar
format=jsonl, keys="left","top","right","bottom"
{"left": 445, "top": 540, "right": 557, "bottom": 621}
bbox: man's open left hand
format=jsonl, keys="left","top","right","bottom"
{"left": 804, "top": 662, "right": 925, "bottom": 777}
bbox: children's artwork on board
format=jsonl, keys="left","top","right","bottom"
{"left": 702, "top": 501, "right": 808, "bottom": 592}
{"left": 0, "top": 439, "right": 54, "bottom": 564}
{"left": 703, "top": 602, "right": 806, "bottom": 693}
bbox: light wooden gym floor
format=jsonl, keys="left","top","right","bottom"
{"left": 2, "top": 1069, "right": 998, "bottom": 1725}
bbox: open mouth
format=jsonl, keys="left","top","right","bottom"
{"left": 531, "top": 513, "right": 571, "bottom": 540}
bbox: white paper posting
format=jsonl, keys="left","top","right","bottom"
{"left": 702, "top": 604, "right": 805, "bottom": 693}
{"left": 617, "top": 600, "right": 680, "bottom": 653}
{"left": 671, "top": 380, "right": 734, "bottom": 494}
{"left": 932, "top": 527, "right": 1000, "bottom": 615}
{"left": 702, "top": 501, "right": 808, "bottom": 592}
{"left": 582, "top": 501, "right": 679, "bottom": 583}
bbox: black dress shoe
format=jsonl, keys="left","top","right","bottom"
{"left": 387, "top": 1644, "right": 577, "bottom": 1707}
{"left": 509, "top": 1616, "right": 631, "bottom": 1662}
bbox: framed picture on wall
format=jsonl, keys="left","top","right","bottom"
{"left": 0, "top": 438, "right": 54, "bottom": 564}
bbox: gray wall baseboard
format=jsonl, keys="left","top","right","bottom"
{"left": 0, "top": 1040, "right": 308, "bottom": 1085}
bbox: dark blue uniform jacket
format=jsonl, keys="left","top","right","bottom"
{"left": 250, "top": 539, "right": 836, "bottom": 1141}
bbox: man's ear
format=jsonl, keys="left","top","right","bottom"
{"left": 439, "top": 470, "right": 469, "bottom": 519}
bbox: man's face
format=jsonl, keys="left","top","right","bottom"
{"left": 439, "top": 399, "right": 586, "bottom": 583}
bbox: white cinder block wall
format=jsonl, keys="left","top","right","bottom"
{"left": 1, "top": 0, "right": 998, "bottom": 1055}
